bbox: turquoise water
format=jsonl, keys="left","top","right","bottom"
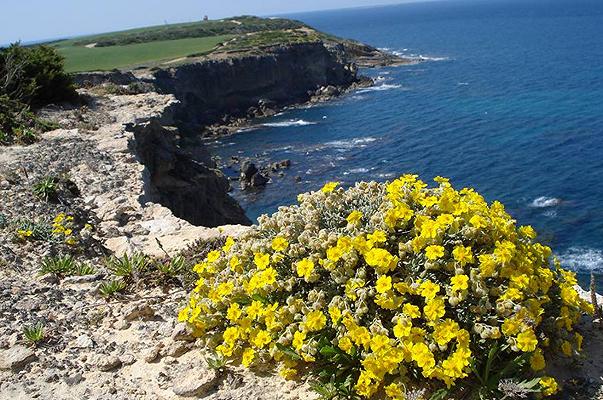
{"left": 209, "top": 0, "right": 603, "bottom": 282}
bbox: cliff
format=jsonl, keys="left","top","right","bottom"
{"left": 151, "top": 42, "right": 359, "bottom": 132}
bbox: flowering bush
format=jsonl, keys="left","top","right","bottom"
{"left": 179, "top": 175, "right": 592, "bottom": 399}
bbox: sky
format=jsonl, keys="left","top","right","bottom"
{"left": 0, "top": 0, "right": 419, "bottom": 44}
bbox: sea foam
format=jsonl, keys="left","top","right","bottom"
{"left": 558, "top": 247, "right": 603, "bottom": 272}
{"left": 262, "top": 119, "right": 317, "bottom": 128}
{"left": 530, "top": 196, "right": 561, "bottom": 208}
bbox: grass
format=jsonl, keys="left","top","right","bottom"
{"left": 23, "top": 323, "right": 45, "bottom": 345}
{"left": 67, "top": 16, "right": 305, "bottom": 47}
{"left": 56, "top": 35, "right": 234, "bottom": 73}
{"left": 33, "top": 176, "right": 59, "bottom": 201}
{"left": 99, "top": 280, "right": 126, "bottom": 298}
{"left": 39, "top": 255, "right": 96, "bottom": 277}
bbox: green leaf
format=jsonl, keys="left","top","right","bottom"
{"left": 276, "top": 343, "right": 302, "bottom": 361}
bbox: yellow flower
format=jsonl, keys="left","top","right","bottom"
{"left": 452, "top": 245, "right": 474, "bottom": 265}
{"left": 271, "top": 236, "right": 289, "bottom": 252}
{"left": 296, "top": 258, "right": 314, "bottom": 279}
{"left": 252, "top": 330, "right": 272, "bottom": 348}
{"left": 254, "top": 252, "right": 270, "bottom": 270}
{"left": 424, "top": 297, "right": 446, "bottom": 321}
{"left": 338, "top": 336, "right": 353, "bottom": 353}
{"left": 540, "top": 377, "right": 558, "bottom": 396}
{"left": 242, "top": 348, "right": 255, "bottom": 367}
{"left": 279, "top": 367, "right": 297, "bottom": 380}
{"left": 346, "top": 210, "right": 363, "bottom": 225}
{"left": 402, "top": 303, "right": 421, "bottom": 319}
{"left": 304, "top": 310, "right": 327, "bottom": 332}
{"left": 328, "top": 305, "right": 342, "bottom": 324}
{"left": 227, "top": 303, "right": 242, "bottom": 322}
{"left": 450, "top": 274, "right": 469, "bottom": 292}
{"left": 223, "top": 326, "right": 240, "bottom": 345}
{"left": 393, "top": 317, "right": 412, "bottom": 338}
{"left": 367, "top": 230, "right": 387, "bottom": 244}
{"left": 561, "top": 340, "right": 572, "bottom": 356}
{"left": 425, "top": 245, "right": 445, "bottom": 260}
{"left": 321, "top": 181, "right": 340, "bottom": 193}
{"left": 419, "top": 280, "right": 440, "bottom": 299}
{"left": 364, "top": 248, "right": 398, "bottom": 273}
{"left": 384, "top": 383, "right": 405, "bottom": 400}
{"left": 530, "top": 349, "right": 546, "bottom": 371}
{"left": 207, "top": 250, "right": 221, "bottom": 263}
{"left": 516, "top": 329, "right": 538, "bottom": 352}
{"left": 375, "top": 275, "right": 393, "bottom": 294}
{"left": 292, "top": 330, "right": 306, "bottom": 351}
{"left": 223, "top": 236, "right": 235, "bottom": 252}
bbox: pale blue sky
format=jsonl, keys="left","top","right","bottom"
{"left": 1, "top": 0, "right": 420, "bottom": 44}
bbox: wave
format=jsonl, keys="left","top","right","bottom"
{"left": 324, "top": 137, "right": 378, "bottom": 150}
{"left": 558, "top": 247, "right": 603, "bottom": 272}
{"left": 530, "top": 196, "right": 561, "bottom": 208}
{"left": 390, "top": 50, "right": 449, "bottom": 62}
{"left": 262, "top": 119, "right": 317, "bottom": 128}
{"left": 343, "top": 167, "right": 370, "bottom": 175}
{"left": 356, "top": 83, "right": 402, "bottom": 94}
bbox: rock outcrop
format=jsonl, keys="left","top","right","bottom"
{"left": 131, "top": 120, "right": 250, "bottom": 227}
{"left": 150, "top": 42, "right": 359, "bottom": 132}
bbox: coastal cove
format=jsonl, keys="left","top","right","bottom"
{"left": 209, "top": 0, "right": 603, "bottom": 286}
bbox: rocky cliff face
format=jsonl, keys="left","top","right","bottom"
{"left": 131, "top": 120, "right": 250, "bottom": 227}
{"left": 150, "top": 42, "right": 359, "bottom": 132}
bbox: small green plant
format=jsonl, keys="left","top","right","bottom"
{"left": 39, "top": 255, "right": 77, "bottom": 276}
{"left": 156, "top": 256, "right": 186, "bottom": 277}
{"left": 23, "top": 322, "right": 45, "bottom": 345}
{"left": 15, "top": 219, "right": 53, "bottom": 241}
{"left": 74, "top": 262, "right": 96, "bottom": 276}
{"left": 33, "top": 176, "right": 59, "bottom": 201}
{"left": 105, "top": 252, "right": 149, "bottom": 279}
{"left": 99, "top": 279, "right": 126, "bottom": 298}
{"left": 206, "top": 354, "right": 227, "bottom": 371}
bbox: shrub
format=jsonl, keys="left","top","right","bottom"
{"left": 0, "top": 43, "right": 76, "bottom": 145}
{"left": 0, "top": 43, "right": 76, "bottom": 107}
{"left": 179, "top": 175, "right": 592, "bottom": 399}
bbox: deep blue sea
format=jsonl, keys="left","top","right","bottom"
{"left": 208, "top": 0, "right": 603, "bottom": 283}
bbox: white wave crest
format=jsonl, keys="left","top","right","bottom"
{"left": 530, "top": 196, "right": 561, "bottom": 208}
{"left": 558, "top": 248, "right": 603, "bottom": 272}
{"left": 324, "top": 137, "right": 378, "bottom": 150}
{"left": 343, "top": 167, "right": 370, "bottom": 176}
{"left": 356, "top": 83, "right": 402, "bottom": 94}
{"left": 262, "top": 119, "right": 316, "bottom": 128}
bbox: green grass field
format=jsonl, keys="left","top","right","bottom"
{"left": 56, "top": 35, "right": 233, "bottom": 72}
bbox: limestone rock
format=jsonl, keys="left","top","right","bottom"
{"left": 171, "top": 323, "right": 195, "bottom": 342}
{"left": 91, "top": 354, "right": 122, "bottom": 372}
{"left": 122, "top": 303, "right": 155, "bottom": 321}
{"left": 172, "top": 369, "right": 218, "bottom": 397}
{"left": 0, "top": 345, "right": 37, "bottom": 371}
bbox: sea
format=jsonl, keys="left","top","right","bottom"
{"left": 208, "top": 0, "right": 603, "bottom": 287}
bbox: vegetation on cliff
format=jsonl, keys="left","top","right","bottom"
{"left": 179, "top": 175, "right": 593, "bottom": 399}
{"left": 48, "top": 16, "right": 403, "bottom": 73}
{"left": 0, "top": 43, "right": 75, "bottom": 144}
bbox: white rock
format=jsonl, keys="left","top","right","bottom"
{"left": 171, "top": 369, "right": 218, "bottom": 397}
{"left": 0, "top": 345, "right": 37, "bottom": 371}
